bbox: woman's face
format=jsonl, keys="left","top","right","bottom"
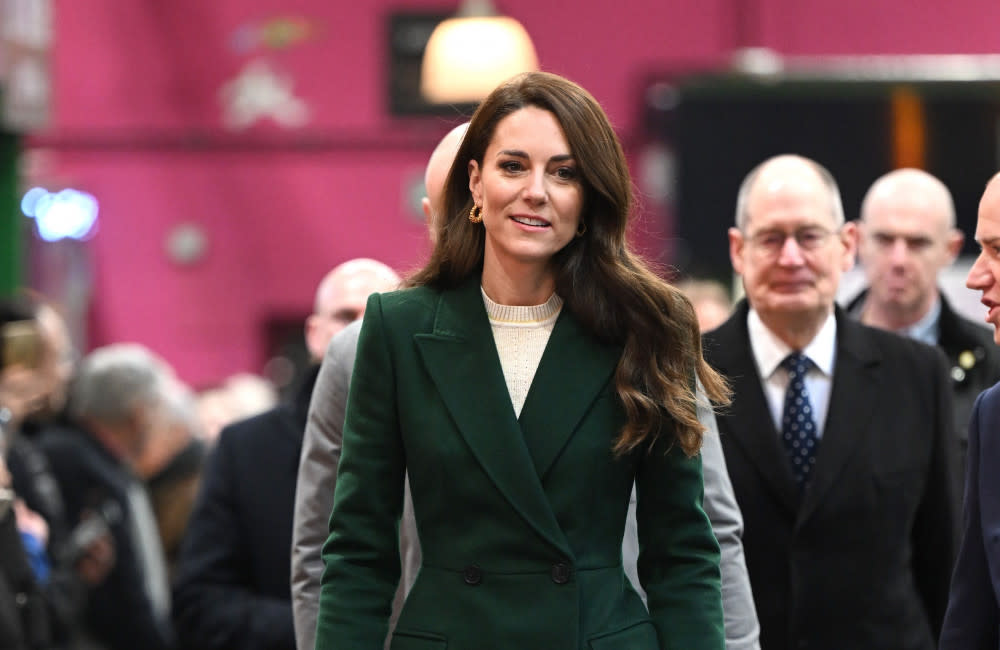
{"left": 469, "top": 106, "right": 583, "bottom": 277}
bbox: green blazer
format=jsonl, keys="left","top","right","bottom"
{"left": 316, "top": 276, "right": 723, "bottom": 650}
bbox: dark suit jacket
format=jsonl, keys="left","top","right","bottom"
{"left": 847, "top": 289, "right": 1000, "bottom": 490}
{"left": 703, "top": 301, "right": 958, "bottom": 650}
{"left": 38, "top": 425, "right": 174, "bottom": 650}
{"left": 171, "top": 367, "right": 316, "bottom": 650}
{"left": 316, "top": 277, "right": 724, "bottom": 650}
{"left": 939, "top": 382, "right": 1000, "bottom": 649}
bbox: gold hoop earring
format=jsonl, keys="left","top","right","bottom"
{"left": 469, "top": 205, "right": 483, "bottom": 224}
{"left": 576, "top": 221, "right": 587, "bottom": 237}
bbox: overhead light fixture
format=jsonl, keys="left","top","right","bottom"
{"left": 420, "top": 0, "right": 538, "bottom": 104}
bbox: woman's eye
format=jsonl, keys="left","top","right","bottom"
{"left": 555, "top": 167, "right": 577, "bottom": 180}
{"left": 500, "top": 161, "right": 523, "bottom": 173}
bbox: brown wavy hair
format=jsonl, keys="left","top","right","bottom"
{"left": 408, "top": 71, "right": 729, "bottom": 457}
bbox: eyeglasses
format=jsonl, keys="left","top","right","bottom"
{"left": 745, "top": 227, "right": 837, "bottom": 255}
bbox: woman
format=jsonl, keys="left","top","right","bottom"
{"left": 316, "top": 71, "right": 728, "bottom": 649}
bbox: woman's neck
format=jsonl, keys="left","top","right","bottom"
{"left": 481, "top": 259, "right": 556, "bottom": 306}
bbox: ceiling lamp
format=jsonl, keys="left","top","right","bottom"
{"left": 420, "top": 0, "right": 538, "bottom": 104}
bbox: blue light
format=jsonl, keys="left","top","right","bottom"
{"left": 22, "top": 187, "right": 99, "bottom": 242}
{"left": 20, "top": 186, "right": 47, "bottom": 218}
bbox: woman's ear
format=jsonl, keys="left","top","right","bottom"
{"left": 468, "top": 159, "right": 482, "bottom": 206}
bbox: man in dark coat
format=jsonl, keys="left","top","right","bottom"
{"left": 171, "top": 258, "right": 399, "bottom": 650}
{"left": 704, "top": 154, "right": 958, "bottom": 650}
{"left": 848, "top": 168, "right": 1000, "bottom": 491}
{"left": 38, "top": 344, "right": 177, "bottom": 650}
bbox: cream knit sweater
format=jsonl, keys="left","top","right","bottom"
{"left": 481, "top": 288, "right": 563, "bottom": 417}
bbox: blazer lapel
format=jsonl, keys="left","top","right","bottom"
{"left": 706, "top": 303, "right": 800, "bottom": 515}
{"left": 798, "top": 310, "right": 880, "bottom": 522}
{"left": 413, "top": 278, "right": 572, "bottom": 556}
{"left": 517, "top": 309, "right": 622, "bottom": 481}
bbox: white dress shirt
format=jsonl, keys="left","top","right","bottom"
{"left": 747, "top": 308, "right": 837, "bottom": 439}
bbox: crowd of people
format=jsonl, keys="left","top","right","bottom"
{"left": 2, "top": 70, "right": 1000, "bottom": 649}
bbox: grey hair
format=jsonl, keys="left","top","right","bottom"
{"left": 734, "top": 154, "right": 845, "bottom": 231}
{"left": 158, "top": 374, "right": 203, "bottom": 437}
{"left": 68, "top": 343, "right": 174, "bottom": 427}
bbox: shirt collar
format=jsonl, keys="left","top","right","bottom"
{"left": 902, "top": 296, "right": 941, "bottom": 346}
{"left": 747, "top": 308, "right": 837, "bottom": 379}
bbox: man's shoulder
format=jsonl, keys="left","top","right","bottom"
{"left": 37, "top": 425, "right": 115, "bottom": 466}
{"left": 35, "top": 425, "right": 132, "bottom": 499}
{"left": 701, "top": 303, "right": 747, "bottom": 361}
{"left": 846, "top": 316, "right": 945, "bottom": 365}
{"left": 977, "top": 380, "right": 1000, "bottom": 410}
{"left": 215, "top": 404, "right": 297, "bottom": 450}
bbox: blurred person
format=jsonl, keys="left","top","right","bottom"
{"left": 306, "top": 259, "right": 401, "bottom": 357}
{"left": 315, "top": 72, "right": 727, "bottom": 649}
{"left": 677, "top": 277, "right": 735, "bottom": 333}
{"left": 38, "top": 343, "right": 178, "bottom": 650}
{"left": 195, "top": 374, "right": 278, "bottom": 445}
{"left": 848, "top": 168, "right": 1000, "bottom": 490}
{"left": 135, "top": 379, "right": 206, "bottom": 577}
{"left": 194, "top": 385, "right": 233, "bottom": 444}
{"left": 939, "top": 172, "right": 1000, "bottom": 648}
{"left": 1, "top": 295, "right": 114, "bottom": 650}
{"left": 171, "top": 258, "right": 400, "bottom": 650}
{"left": 220, "top": 373, "right": 278, "bottom": 423}
{"left": 0, "top": 451, "right": 51, "bottom": 650}
{"left": 12, "top": 298, "right": 113, "bottom": 587}
{"left": 704, "top": 154, "right": 957, "bottom": 649}
{"left": 291, "top": 122, "right": 468, "bottom": 650}
{"left": 0, "top": 297, "right": 57, "bottom": 649}
{"left": 24, "top": 300, "right": 74, "bottom": 423}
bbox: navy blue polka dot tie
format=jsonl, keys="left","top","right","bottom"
{"left": 781, "top": 352, "right": 819, "bottom": 489}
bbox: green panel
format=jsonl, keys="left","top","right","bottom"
{"left": 0, "top": 133, "right": 21, "bottom": 297}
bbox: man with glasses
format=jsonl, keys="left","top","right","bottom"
{"left": 847, "top": 169, "right": 1000, "bottom": 495}
{"left": 701, "top": 154, "right": 958, "bottom": 650}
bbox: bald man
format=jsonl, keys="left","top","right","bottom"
{"left": 172, "top": 258, "right": 400, "bottom": 650}
{"left": 306, "top": 259, "right": 403, "bottom": 363}
{"left": 847, "top": 169, "right": 1000, "bottom": 491}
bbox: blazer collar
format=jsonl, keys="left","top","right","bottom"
{"left": 517, "top": 302, "right": 622, "bottom": 481}
{"left": 413, "top": 276, "right": 619, "bottom": 556}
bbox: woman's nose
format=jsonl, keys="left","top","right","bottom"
{"left": 523, "top": 170, "right": 547, "bottom": 203}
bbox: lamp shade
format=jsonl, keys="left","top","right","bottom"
{"left": 420, "top": 16, "right": 538, "bottom": 104}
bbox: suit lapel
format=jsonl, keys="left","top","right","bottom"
{"left": 517, "top": 309, "right": 622, "bottom": 481}
{"left": 706, "top": 303, "right": 800, "bottom": 515}
{"left": 798, "top": 310, "right": 880, "bottom": 522}
{"left": 413, "top": 278, "right": 572, "bottom": 556}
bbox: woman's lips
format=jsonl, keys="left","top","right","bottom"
{"left": 510, "top": 215, "right": 550, "bottom": 228}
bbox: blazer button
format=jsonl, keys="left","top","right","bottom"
{"left": 550, "top": 562, "right": 572, "bottom": 584}
{"left": 462, "top": 565, "right": 483, "bottom": 586}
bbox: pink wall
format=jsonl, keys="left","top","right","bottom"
{"left": 30, "top": 0, "right": 1000, "bottom": 385}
